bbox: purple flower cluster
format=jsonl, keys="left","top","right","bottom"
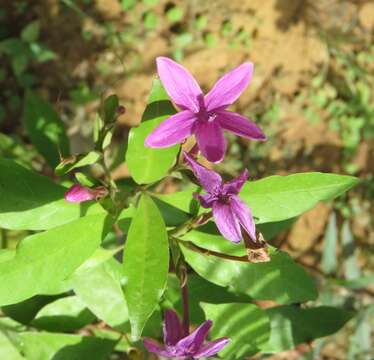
{"left": 144, "top": 310, "right": 229, "bottom": 359}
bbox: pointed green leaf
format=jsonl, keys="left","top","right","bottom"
{"left": 0, "top": 158, "right": 104, "bottom": 230}
{"left": 156, "top": 173, "right": 358, "bottom": 224}
{"left": 31, "top": 296, "right": 96, "bottom": 332}
{"left": 123, "top": 194, "right": 169, "bottom": 340}
{"left": 126, "top": 79, "right": 179, "bottom": 184}
{"left": 0, "top": 214, "right": 109, "bottom": 306}
{"left": 18, "top": 332, "right": 116, "bottom": 360}
{"left": 202, "top": 303, "right": 270, "bottom": 359}
{"left": 180, "top": 232, "right": 317, "bottom": 304}
{"left": 240, "top": 172, "right": 359, "bottom": 223}
{"left": 102, "top": 94, "right": 119, "bottom": 124}
{"left": 55, "top": 151, "right": 101, "bottom": 175}
{"left": 73, "top": 258, "right": 129, "bottom": 329}
{"left": 24, "top": 92, "right": 69, "bottom": 167}
{"left": 262, "top": 306, "right": 354, "bottom": 353}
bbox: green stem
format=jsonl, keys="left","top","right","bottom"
{"left": 168, "top": 212, "right": 212, "bottom": 238}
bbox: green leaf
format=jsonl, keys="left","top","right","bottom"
{"left": 0, "top": 214, "right": 109, "bottom": 306}
{"left": 18, "top": 332, "right": 116, "bottom": 360}
{"left": 0, "top": 330, "right": 23, "bottom": 360}
{"left": 0, "top": 158, "right": 104, "bottom": 230}
{"left": 123, "top": 195, "right": 169, "bottom": 340}
{"left": 102, "top": 94, "right": 119, "bottom": 124}
{"left": 24, "top": 91, "right": 70, "bottom": 168}
{"left": 55, "top": 151, "right": 101, "bottom": 175}
{"left": 126, "top": 79, "right": 179, "bottom": 184}
{"left": 31, "top": 296, "right": 96, "bottom": 332}
{"left": 73, "top": 258, "right": 129, "bottom": 329}
{"left": 262, "top": 306, "right": 354, "bottom": 353}
{"left": 240, "top": 173, "right": 359, "bottom": 224}
{"left": 2, "top": 295, "right": 60, "bottom": 325}
{"left": 202, "top": 303, "right": 270, "bottom": 359}
{"left": 21, "top": 20, "right": 40, "bottom": 43}
{"left": 321, "top": 212, "right": 338, "bottom": 274}
{"left": 158, "top": 173, "right": 359, "bottom": 224}
{"left": 180, "top": 232, "right": 317, "bottom": 304}
{"left": 152, "top": 186, "right": 200, "bottom": 215}
{"left": 165, "top": 274, "right": 250, "bottom": 324}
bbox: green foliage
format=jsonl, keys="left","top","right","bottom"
{"left": 55, "top": 151, "right": 102, "bottom": 176}
{"left": 18, "top": 332, "right": 116, "bottom": 360}
{"left": 263, "top": 306, "right": 353, "bottom": 352}
{"left": 180, "top": 233, "right": 317, "bottom": 304}
{"left": 203, "top": 303, "right": 270, "bottom": 359}
{"left": 0, "top": 158, "right": 104, "bottom": 230}
{"left": 24, "top": 92, "right": 70, "bottom": 168}
{"left": 123, "top": 195, "right": 169, "bottom": 340}
{"left": 154, "top": 173, "right": 359, "bottom": 224}
{"left": 72, "top": 258, "right": 129, "bottom": 329}
{"left": 102, "top": 94, "right": 119, "bottom": 124}
{"left": 31, "top": 296, "right": 96, "bottom": 332}
{"left": 0, "top": 214, "right": 109, "bottom": 306}
{"left": 126, "top": 79, "right": 179, "bottom": 184}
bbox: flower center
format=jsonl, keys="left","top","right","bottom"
{"left": 196, "top": 105, "right": 217, "bottom": 123}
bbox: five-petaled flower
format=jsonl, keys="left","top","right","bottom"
{"left": 144, "top": 309, "right": 229, "bottom": 359}
{"left": 64, "top": 184, "right": 107, "bottom": 203}
{"left": 145, "top": 57, "right": 266, "bottom": 163}
{"left": 184, "top": 152, "right": 256, "bottom": 243}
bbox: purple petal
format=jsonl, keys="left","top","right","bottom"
{"left": 204, "top": 63, "right": 253, "bottom": 112}
{"left": 143, "top": 338, "right": 171, "bottom": 357}
{"left": 194, "top": 338, "right": 230, "bottom": 358}
{"left": 163, "top": 310, "right": 184, "bottom": 346}
{"left": 177, "top": 320, "right": 212, "bottom": 354}
{"left": 217, "top": 110, "right": 266, "bottom": 140}
{"left": 231, "top": 195, "right": 256, "bottom": 240}
{"left": 157, "top": 57, "right": 203, "bottom": 113}
{"left": 222, "top": 169, "right": 249, "bottom": 196}
{"left": 195, "top": 193, "right": 217, "bottom": 208}
{"left": 195, "top": 121, "right": 226, "bottom": 163}
{"left": 64, "top": 184, "right": 95, "bottom": 203}
{"left": 212, "top": 202, "right": 242, "bottom": 243}
{"left": 145, "top": 110, "right": 197, "bottom": 148}
{"left": 184, "top": 152, "right": 222, "bottom": 193}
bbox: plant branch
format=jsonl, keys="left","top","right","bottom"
{"left": 177, "top": 239, "right": 250, "bottom": 262}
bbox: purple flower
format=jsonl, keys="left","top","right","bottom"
{"left": 64, "top": 184, "right": 107, "bottom": 203}
{"left": 184, "top": 152, "right": 256, "bottom": 243}
{"left": 144, "top": 310, "right": 229, "bottom": 359}
{"left": 145, "top": 57, "right": 266, "bottom": 163}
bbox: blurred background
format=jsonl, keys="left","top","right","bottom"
{"left": 0, "top": 0, "right": 373, "bottom": 359}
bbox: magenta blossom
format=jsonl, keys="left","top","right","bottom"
{"left": 184, "top": 152, "right": 256, "bottom": 243}
{"left": 64, "top": 184, "right": 107, "bottom": 203}
{"left": 145, "top": 57, "right": 266, "bottom": 163}
{"left": 144, "top": 310, "right": 229, "bottom": 359}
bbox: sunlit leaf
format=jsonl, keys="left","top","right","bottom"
{"left": 126, "top": 79, "right": 179, "bottom": 184}
{"left": 0, "top": 214, "right": 109, "bottom": 306}
{"left": 123, "top": 195, "right": 169, "bottom": 340}
{"left": 0, "top": 158, "right": 104, "bottom": 230}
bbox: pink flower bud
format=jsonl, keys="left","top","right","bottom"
{"left": 64, "top": 184, "right": 107, "bottom": 203}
